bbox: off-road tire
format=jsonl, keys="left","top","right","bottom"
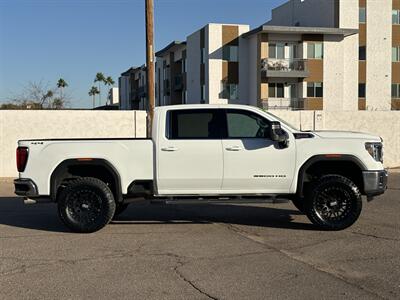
{"left": 57, "top": 177, "right": 116, "bottom": 233}
{"left": 305, "top": 175, "right": 362, "bottom": 230}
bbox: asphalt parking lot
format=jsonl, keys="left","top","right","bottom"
{"left": 0, "top": 174, "right": 399, "bottom": 300}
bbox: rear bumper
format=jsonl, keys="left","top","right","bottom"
{"left": 362, "top": 170, "right": 388, "bottom": 197}
{"left": 14, "top": 179, "right": 38, "bottom": 197}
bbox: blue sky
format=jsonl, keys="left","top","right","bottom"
{"left": 0, "top": 0, "right": 285, "bottom": 108}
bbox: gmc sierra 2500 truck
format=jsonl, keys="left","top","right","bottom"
{"left": 14, "top": 105, "right": 387, "bottom": 233}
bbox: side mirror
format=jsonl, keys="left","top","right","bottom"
{"left": 269, "top": 121, "right": 289, "bottom": 148}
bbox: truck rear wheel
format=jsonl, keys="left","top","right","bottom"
{"left": 57, "top": 177, "right": 116, "bottom": 233}
{"left": 305, "top": 175, "right": 362, "bottom": 230}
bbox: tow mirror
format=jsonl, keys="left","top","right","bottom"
{"left": 269, "top": 121, "right": 289, "bottom": 148}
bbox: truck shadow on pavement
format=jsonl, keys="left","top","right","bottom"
{"left": 0, "top": 196, "right": 314, "bottom": 233}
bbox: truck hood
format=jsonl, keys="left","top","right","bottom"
{"left": 311, "top": 130, "right": 381, "bottom": 141}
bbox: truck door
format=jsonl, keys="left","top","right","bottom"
{"left": 156, "top": 109, "right": 224, "bottom": 195}
{"left": 221, "top": 109, "right": 296, "bottom": 194}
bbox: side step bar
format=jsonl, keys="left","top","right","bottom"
{"left": 23, "top": 197, "right": 53, "bottom": 205}
{"left": 150, "top": 196, "right": 290, "bottom": 205}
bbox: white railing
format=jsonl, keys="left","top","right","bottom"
{"left": 263, "top": 98, "right": 305, "bottom": 110}
{"left": 261, "top": 58, "right": 308, "bottom": 72}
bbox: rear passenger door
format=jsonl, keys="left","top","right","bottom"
{"left": 156, "top": 109, "right": 224, "bottom": 195}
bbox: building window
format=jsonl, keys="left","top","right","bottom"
{"left": 268, "top": 83, "right": 284, "bottom": 98}
{"left": 359, "top": 7, "right": 366, "bottom": 23}
{"left": 359, "top": 46, "right": 366, "bottom": 61}
{"left": 359, "top": 83, "right": 366, "bottom": 98}
{"left": 201, "top": 47, "right": 206, "bottom": 64}
{"left": 393, "top": 10, "right": 400, "bottom": 24}
{"left": 392, "top": 84, "right": 400, "bottom": 98}
{"left": 268, "top": 43, "right": 285, "bottom": 59}
{"left": 182, "top": 59, "right": 187, "bottom": 73}
{"left": 222, "top": 45, "right": 239, "bottom": 62}
{"left": 182, "top": 90, "right": 187, "bottom": 104}
{"left": 220, "top": 82, "right": 239, "bottom": 100}
{"left": 393, "top": 47, "right": 400, "bottom": 62}
{"left": 201, "top": 84, "right": 206, "bottom": 101}
{"left": 307, "top": 43, "right": 323, "bottom": 59}
{"left": 307, "top": 82, "right": 323, "bottom": 97}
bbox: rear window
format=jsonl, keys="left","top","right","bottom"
{"left": 167, "top": 109, "right": 222, "bottom": 139}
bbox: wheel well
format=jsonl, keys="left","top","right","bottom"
{"left": 50, "top": 159, "right": 122, "bottom": 202}
{"left": 298, "top": 159, "right": 365, "bottom": 196}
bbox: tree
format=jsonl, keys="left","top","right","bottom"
{"left": 57, "top": 78, "right": 68, "bottom": 99}
{"left": 104, "top": 76, "right": 115, "bottom": 105}
{"left": 94, "top": 72, "right": 106, "bottom": 106}
{"left": 88, "top": 86, "right": 100, "bottom": 108}
{"left": 3, "top": 80, "right": 69, "bottom": 110}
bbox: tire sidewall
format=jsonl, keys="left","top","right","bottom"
{"left": 58, "top": 178, "right": 116, "bottom": 233}
{"left": 306, "top": 175, "right": 362, "bottom": 230}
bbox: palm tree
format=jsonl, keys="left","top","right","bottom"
{"left": 88, "top": 86, "right": 100, "bottom": 108}
{"left": 104, "top": 76, "right": 115, "bottom": 105}
{"left": 94, "top": 72, "right": 106, "bottom": 106}
{"left": 57, "top": 78, "right": 68, "bottom": 100}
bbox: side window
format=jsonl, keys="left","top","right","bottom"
{"left": 226, "top": 110, "right": 270, "bottom": 139}
{"left": 167, "top": 109, "right": 222, "bottom": 139}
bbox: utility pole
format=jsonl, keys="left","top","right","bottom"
{"left": 145, "top": 0, "right": 155, "bottom": 137}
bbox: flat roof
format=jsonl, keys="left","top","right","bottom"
{"left": 155, "top": 41, "right": 186, "bottom": 57}
{"left": 121, "top": 65, "right": 146, "bottom": 76}
{"left": 242, "top": 25, "right": 358, "bottom": 38}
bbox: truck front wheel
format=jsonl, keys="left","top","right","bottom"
{"left": 305, "top": 175, "right": 362, "bottom": 230}
{"left": 57, "top": 177, "right": 116, "bottom": 233}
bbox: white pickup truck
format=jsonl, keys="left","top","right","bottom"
{"left": 14, "top": 104, "right": 387, "bottom": 233}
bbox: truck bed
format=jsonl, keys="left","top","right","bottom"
{"left": 18, "top": 138, "right": 154, "bottom": 196}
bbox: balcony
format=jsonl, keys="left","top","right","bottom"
{"left": 261, "top": 58, "right": 309, "bottom": 78}
{"left": 262, "top": 98, "right": 306, "bottom": 110}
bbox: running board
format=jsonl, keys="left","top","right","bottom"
{"left": 23, "top": 197, "right": 53, "bottom": 205}
{"left": 150, "top": 197, "right": 290, "bottom": 205}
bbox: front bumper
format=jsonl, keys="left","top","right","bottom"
{"left": 362, "top": 170, "right": 388, "bottom": 197}
{"left": 14, "top": 179, "right": 38, "bottom": 197}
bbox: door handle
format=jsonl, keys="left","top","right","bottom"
{"left": 161, "top": 146, "right": 179, "bottom": 152}
{"left": 225, "top": 146, "right": 242, "bottom": 151}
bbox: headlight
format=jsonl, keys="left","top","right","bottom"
{"left": 365, "top": 142, "right": 383, "bottom": 163}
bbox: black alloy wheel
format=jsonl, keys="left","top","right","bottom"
{"left": 58, "top": 177, "right": 116, "bottom": 233}
{"left": 305, "top": 175, "right": 362, "bottom": 230}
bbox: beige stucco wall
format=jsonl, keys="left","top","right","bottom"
{"left": 186, "top": 29, "right": 202, "bottom": 104}
{"left": 208, "top": 24, "right": 225, "bottom": 104}
{"left": 0, "top": 110, "right": 147, "bottom": 177}
{"left": 366, "top": 0, "right": 392, "bottom": 110}
{"left": 323, "top": 35, "right": 345, "bottom": 111}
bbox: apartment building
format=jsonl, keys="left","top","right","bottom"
{"left": 268, "top": 0, "right": 398, "bottom": 110}
{"left": 155, "top": 41, "right": 187, "bottom": 106}
{"left": 119, "top": 0, "right": 398, "bottom": 111}
{"left": 119, "top": 65, "right": 147, "bottom": 110}
{"left": 184, "top": 24, "right": 250, "bottom": 105}
{"left": 243, "top": 25, "right": 357, "bottom": 110}
{"left": 107, "top": 87, "right": 119, "bottom": 105}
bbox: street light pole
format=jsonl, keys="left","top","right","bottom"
{"left": 145, "top": 0, "right": 155, "bottom": 137}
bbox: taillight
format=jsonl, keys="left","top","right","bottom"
{"left": 16, "top": 147, "right": 29, "bottom": 172}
